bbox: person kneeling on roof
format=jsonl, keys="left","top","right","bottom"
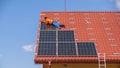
{"left": 43, "top": 17, "right": 65, "bottom": 29}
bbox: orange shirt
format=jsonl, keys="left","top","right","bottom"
{"left": 45, "top": 18, "right": 53, "bottom": 25}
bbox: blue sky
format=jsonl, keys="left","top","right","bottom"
{"left": 0, "top": 0, "right": 119, "bottom": 68}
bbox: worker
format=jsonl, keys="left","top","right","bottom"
{"left": 43, "top": 17, "right": 65, "bottom": 29}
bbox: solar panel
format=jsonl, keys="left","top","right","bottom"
{"left": 58, "top": 30, "right": 75, "bottom": 42}
{"left": 40, "top": 22, "right": 57, "bottom": 30}
{"left": 39, "top": 31, "right": 56, "bottom": 42}
{"left": 58, "top": 43, "right": 76, "bottom": 56}
{"left": 77, "top": 42, "right": 97, "bottom": 56}
{"left": 51, "top": 25, "right": 57, "bottom": 29}
{"left": 40, "top": 23, "right": 46, "bottom": 30}
{"left": 38, "top": 43, "right": 56, "bottom": 56}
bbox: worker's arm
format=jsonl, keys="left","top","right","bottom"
{"left": 40, "top": 19, "right": 46, "bottom": 23}
{"left": 40, "top": 18, "right": 46, "bottom": 23}
{"left": 40, "top": 21, "right": 45, "bottom": 23}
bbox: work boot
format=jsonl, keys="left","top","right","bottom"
{"left": 60, "top": 25, "right": 65, "bottom": 28}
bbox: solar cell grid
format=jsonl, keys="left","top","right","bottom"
{"left": 77, "top": 42, "right": 97, "bottom": 56}
{"left": 78, "top": 42, "right": 95, "bottom": 49}
{"left": 58, "top": 43, "right": 76, "bottom": 56}
{"left": 58, "top": 30, "right": 75, "bottom": 41}
{"left": 38, "top": 43, "right": 56, "bottom": 56}
{"left": 40, "top": 23, "right": 46, "bottom": 30}
{"left": 39, "top": 31, "right": 56, "bottom": 42}
{"left": 40, "top": 22, "right": 57, "bottom": 30}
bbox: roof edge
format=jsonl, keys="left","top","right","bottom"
{"left": 40, "top": 11, "right": 120, "bottom": 13}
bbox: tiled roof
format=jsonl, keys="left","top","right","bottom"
{"left": 34, "top": 12, "right": 120, "bottom": 64}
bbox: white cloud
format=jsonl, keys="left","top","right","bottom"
{"left": 22, "top": 44, "right": 34, "bottom": 52}
{"left": 116, "top": 0, "right": 120, "bottom": 10}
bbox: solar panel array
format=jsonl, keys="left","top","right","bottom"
{"left": 38, "top": 24, "right": 97, "bottom": 56}
{"left": 38, "top": 30, "right": 56, "bottom": 56}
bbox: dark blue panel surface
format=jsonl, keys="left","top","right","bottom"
{"left": 58, "top": 43, "right": 76, "bottom": 56}
{"left": 39, "top": 31, "right": 56, "bottom": 42}
{"left": 40, "top": 22, "right": 57, "bottom": 30}
{"left": 77, "top": 42, "right": 97, "bottom": 56}
{"left": 38, "top": 43, "right": 56, "bottom": 56}
{"left": 58, "top": 30, "right": 75, "bottom": 42}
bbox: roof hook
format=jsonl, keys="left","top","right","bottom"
{"left": 48, "top": 61, "right": 51, "bottom": 68}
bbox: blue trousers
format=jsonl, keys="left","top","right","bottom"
{"left": 52, "top": 20, "right": 62, "bottom": 28}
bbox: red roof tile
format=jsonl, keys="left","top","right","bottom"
{"left": 35, "top": 12, "right": 120, "bottom": 64}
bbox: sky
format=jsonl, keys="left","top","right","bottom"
{"left": 0, "top": 0, "right": 120, "bottom": 68}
